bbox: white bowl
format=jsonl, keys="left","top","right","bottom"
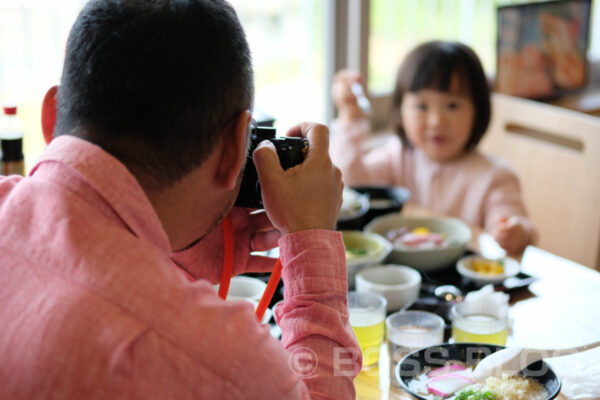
{"left": 337, "top": 188, "right": 370, "bottom": 230}
{"left": 364, "top": 215, "right": 471, "bottom": 271}
{"left": 342, "top": 230, "right": 393, "bottom": 289}
{"left": 214, "top": 276, "right": 267, "bottom": 302}
{"left": 456, "top": 255, "right": 520, "bottom": 287}
{"left": 355, "top": 265, "right": 422, "bottom": 312}
{"left": 214, "top": 277, "right": 271, "bottom": 324}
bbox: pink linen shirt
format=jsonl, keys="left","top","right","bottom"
{"left": 0, "top": 136, "right": 360, "bottom": 399}
{"left": 330, "top": 119, "right": 531, "bottom": 233}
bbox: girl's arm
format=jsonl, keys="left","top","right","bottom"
{"left": 330, "top": 70, "right": 401, "bottom": 186}
{"left": 330, "top": 118, "right": 401, "bottom": 186}
{"left": 483, "top": 167, "right": 537, "bottom": 255}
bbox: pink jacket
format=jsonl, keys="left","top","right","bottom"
{"left": 330, "top": 118, "right": 531, "bottom": 233}
{"left": 0, "top": 136, "right": 360, "bottom": 399}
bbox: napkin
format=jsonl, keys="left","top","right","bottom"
{"left": 547, "top": 347, "right": 600, "bottom": 400}
{"left": 463, "top": 284, "right": 510, "bottom": 317}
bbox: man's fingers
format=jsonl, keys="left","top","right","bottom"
{"left": 245, "top": 255, "right": 278, "bottom": 274}
{"left": 284, "top": 122, "right": 329, "bottom": 162}
{"left": 248, "top": 210, "right": 275, "bottom": 233}
{"left": 253, "top": 140, "right": 283, "bottom": 182}
{"left": 251, "top": 230, "right": 282, "bottom": 251}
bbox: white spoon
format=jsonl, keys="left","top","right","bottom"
{"left": 471, "top": 340, "right": 600, "bottom": 381}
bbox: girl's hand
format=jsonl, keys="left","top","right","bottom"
{"left": 492, "top": 215, "right": 531, "bottom": 255}
{"left": 332, "top": 69, "right": 367, "bottom": 122}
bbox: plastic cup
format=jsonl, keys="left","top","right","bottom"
{"left": 386, "top": 311, "right": 445, "bottom": 387}
{"left": 347, "top": 291, "right": 387, "bottom": 368}
{"left": 450, "top": 301, "right": 508, "bottom": 345}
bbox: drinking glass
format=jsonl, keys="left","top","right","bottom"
{"left": 450, "top": 301, "right": 508, "bottom": 345}
{"left": 386, "top": 311, "right": 445, "bottom": 387}
{"left": 347, "top": 291, "right": 387, "bottom": 368}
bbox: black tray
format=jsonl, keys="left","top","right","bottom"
{"left": 405, "top": 251, "right": 537, "bottom": 340}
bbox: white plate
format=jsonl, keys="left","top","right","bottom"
{"left": 456, "top": 255, "right": 520, "bottom": 287}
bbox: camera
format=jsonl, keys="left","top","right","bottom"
{"left": 235, "top": 123, "right": 308, "bottom": 208}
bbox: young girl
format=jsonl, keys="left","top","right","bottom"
{"left": 330, "top": 40, "right": 535, "bottom": 255}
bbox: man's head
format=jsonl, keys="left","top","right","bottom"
{"left": 55, "top": 0, "right": 254, "bottom": 191}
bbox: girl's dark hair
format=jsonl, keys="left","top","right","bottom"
{"left": 56, "top": 0, "right": 253, "bottom": 190}
{"left": 390, "top": 41, "right": 491, "bottom": 151}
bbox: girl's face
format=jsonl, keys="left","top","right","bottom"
{"left": 400, "top": 79, "right": 475, "bottom": 163}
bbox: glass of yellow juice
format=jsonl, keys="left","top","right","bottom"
{"left": 347, "top": 291, "right": 387, "bottom": 368}
{"left": 450, "top": 302, "right": 508, "bottom": 345}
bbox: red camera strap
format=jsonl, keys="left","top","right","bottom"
{"left": 218, "top": 213, "right": 281, "bottom": 322}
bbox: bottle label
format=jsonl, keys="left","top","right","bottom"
{"left": 2, "top": 160, "right": 25, "bottom": 176}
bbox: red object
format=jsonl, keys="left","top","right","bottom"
{"left": 41, "top": 86, "right": 58, "bottom": 144}
{"left": 255, "top": 259, "right": 281, "bottom": 322}
{"left": 3, "top": 106, "right": 16, "bottom": 115}
{"left": 218, "top": 214, "right": 234, "bottom": 300}
{"left": 218, "top": 212, "right": 282, "bottom": 321}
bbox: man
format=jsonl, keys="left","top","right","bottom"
{"left": 0, "top": 0, "right": 360, "bottom": 398}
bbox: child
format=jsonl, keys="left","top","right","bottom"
{"left": 330, "top": 40, "right": 535, "bottom": 255}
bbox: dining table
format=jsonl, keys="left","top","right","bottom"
{"left": 353, "top": 207, "right": 600, "bottom": 400}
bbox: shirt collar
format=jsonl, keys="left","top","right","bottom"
{"left": 30, "top": 135, "right": 172, "bottom": 254}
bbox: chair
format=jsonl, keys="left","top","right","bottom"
{"left": 481, "top": 93, "right": 600, "bottom": 269}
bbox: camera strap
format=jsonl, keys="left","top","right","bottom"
{"left": 218, "top": 213, "right": 282, "bottom": 323}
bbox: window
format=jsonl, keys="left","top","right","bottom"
{"left": 0, "top": 0, "right": 86, "bottom": 171}
{"left": 368, "top": 0, "right": 600, "bottom": 94}
{"left": 219, "top": 1, "right": 329, "bottom": 132}
{"left": 0, "top": 0, "right": 331, "bottom": 173}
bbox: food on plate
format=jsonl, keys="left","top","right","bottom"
{"left": 408, "top": 362, "right": 547, "bottom": 400}
{"left": 342, "top": 233, "right": 382, "bottom": 261}
{"left": 471, "top": 259, "right": 504, "bottom": 275}
{"left": 340, "top": 188, "right": 365, "bottom": 218}
{"left": 454, "top": 389, "right": 496, "bottom": 400}
{"left": 386, "top": 226, "right": 449, "bottom": 250}
{"left": 346, "top": 246, "right": 369, "bottom": 257}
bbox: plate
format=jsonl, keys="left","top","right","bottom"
{"left": 397, "top": 343, "right": 561, "bottom": 400}
{"left": 456, "top": 255, "right": 520, "bottom": 287}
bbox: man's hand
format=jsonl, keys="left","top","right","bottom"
{"left": 332, "top": 69, "right": 366, "bottom": 122}
{"left": 253, "top": 122, "right": 343, "bottom": 235}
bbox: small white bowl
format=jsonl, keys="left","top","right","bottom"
{"left": 342, "top": 230, "right": 393, "bottom": 289}
{"left": 355, "top": 265, "right": 422, "bottom": 312}
{"left": 214, "top": 276, "right": 267, "bottom": 302}
{"left": 456, "top": 255, "right": 520, "bottom": 287}
{"left": 214, "top": 277, "right": 272, "bottom": 324}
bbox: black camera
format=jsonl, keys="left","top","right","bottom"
{"left": 235, "top": 123, "right": 308, "bottom": 208}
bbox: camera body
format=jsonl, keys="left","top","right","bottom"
{"left": 235, "top": 124, "right": 308, "bottom": 208}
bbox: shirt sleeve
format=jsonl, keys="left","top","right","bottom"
{"left": 275, "top": 229, "right": 361, "bottom": 398}
{"left": 168, "top": 229, "right": 360, "bottom": 399}
{"left": 329, "top": 118, "right": 399, "bottom": 186}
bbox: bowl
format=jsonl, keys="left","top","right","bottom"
{"left": 365, "top": 215, "right": 471, "bottom": 271}
{"left": 352, "top": 185, "right": 411, "bottom": 227}
{"left": 214, "top": 276, "right": 267, "bottom": 302}
{"left": 457, "top": 255, "right": 520, "bottom": 287}
{"left": 214, "top": 277, "right": 271, "bottom": 324}
{"left": 342, "top": 231, "right": 393, "bottom": 289}
{"left": 337, "top": 188, "right": 370, "bottom": 230}
{"left": 355, "top": 264, "right": 421, "bottom": 312}
{"left": 396, "top": 343, "right": 561, "bottom": 400}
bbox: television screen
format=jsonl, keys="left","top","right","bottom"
{"left": 496, "top": 0, "right": 592, "bottom": 100}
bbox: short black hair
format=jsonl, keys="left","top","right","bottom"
{"left": 55, "top": 0, "right": 253, "bottom": 189}
{"left": 390, "top": 41, "right": 491, "bottom": 151}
